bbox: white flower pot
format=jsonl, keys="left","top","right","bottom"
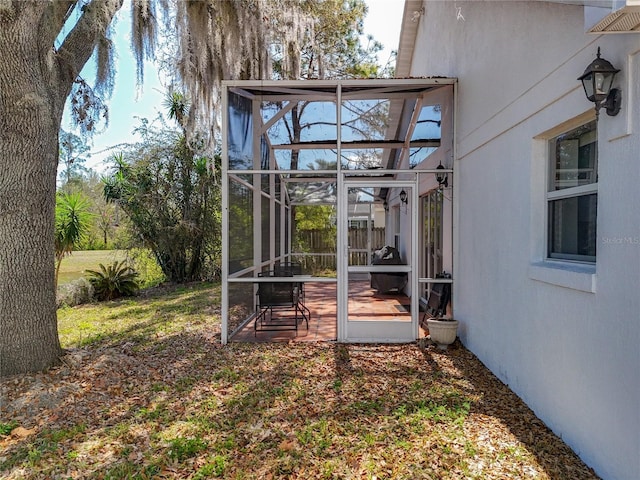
{"left": 426, "top": 318, "right": 459, "bottom": 349}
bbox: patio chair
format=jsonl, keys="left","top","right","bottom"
{"left": 420, "top": 272, "right": 451, "bottom": 328}
{"left": 274, "top": 261, "right": 303, "bottom": 276}
{"left": 274, "top": 261, "right": 307, "bottom": 302}
{"left": 254, "top": 270, "right": 310, "bottom": 335}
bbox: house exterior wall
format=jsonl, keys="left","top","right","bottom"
{"left": 408, "top": 2, "right": 640, "bottom": 479}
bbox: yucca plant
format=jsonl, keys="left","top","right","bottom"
{"left": 85, "top": 261, "right": 140, "bottom": 301}
{"left": 55, "top": 192, "right": 93, "bottom": 286}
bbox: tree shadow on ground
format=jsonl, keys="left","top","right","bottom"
{"left": 2, "top": 330, "right": 601, "bottom": 479}
{"left": 418, "top": 340, "right": 601, "bottom": 479}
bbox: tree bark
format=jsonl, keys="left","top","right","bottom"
{"left": 0, "top": 1, "right": 123, "bottom": 376}
{"left": 0, "top": 4, "right": 65, "bottom": 376}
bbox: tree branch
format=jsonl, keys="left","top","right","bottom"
{"left": 48, "top": 0, "right": 79, "bottom": 43}
{"left": 56, "top": 0, "right": 124, "bottom": 86}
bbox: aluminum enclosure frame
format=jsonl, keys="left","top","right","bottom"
{"left": 221, "top": 78, "right": 457, "bottom": 344}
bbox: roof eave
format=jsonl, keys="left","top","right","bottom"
{"left": 395, "top": 0, "right": 423, "bottom": 79}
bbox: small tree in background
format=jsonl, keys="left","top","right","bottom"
{"left": 58, "top": 130, "right": 91, "bottom": 192}
{"left": 58, "top": 168, "right": 118, "bottom": 250}
{"left": 103, "top": 93, "right": 221, "bottom": 283}
{"left": 54, "top": 192, "right": 92, "bottom": 286}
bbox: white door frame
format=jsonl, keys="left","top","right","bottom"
{"left": 338, "top": 176, "right": 419, "bottom": 342}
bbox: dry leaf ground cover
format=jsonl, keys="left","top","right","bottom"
{"left": 1, "top": 283, "right": 600, "bottom": 479}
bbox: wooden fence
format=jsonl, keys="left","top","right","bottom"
{"left": 293, "top": 227, "right": 386, "bottom": 273}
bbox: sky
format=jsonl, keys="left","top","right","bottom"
{"left": 68, "top": 0, "right": 405, "bottom": 174}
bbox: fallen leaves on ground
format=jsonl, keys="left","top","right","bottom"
{"left": 1, "top": 283, "right": 600, "bottom": 479}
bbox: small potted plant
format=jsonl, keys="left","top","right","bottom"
{"left": 423, "top": 274, "right": 457, "bottom": 349}
{"left": 426, "top": 316, "right": 458, "bottom": 349}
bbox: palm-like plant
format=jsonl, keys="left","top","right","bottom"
{"left": 55, "top": 192, "right": 92, "bottom": 285}
{"left": 163, "top": 91, "right": 190, "bottom": 129}
{"left": 85, "top": 261, "right": 140, "bottom": 301}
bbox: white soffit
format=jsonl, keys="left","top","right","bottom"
{"left": 588, "top": 1, "right": 640, "bottom": 32}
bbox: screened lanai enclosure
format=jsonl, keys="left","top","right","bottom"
{"left": 222, "top": 79, "right": 455, "bottom": 344}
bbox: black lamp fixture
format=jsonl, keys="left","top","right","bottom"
{"left": 383, "top": 200, "right": 389, "bottom": 212}
{"left": 435, "top": 161, "right": 448, "bottom": 188}
{"left": 578, "top": 47, "right": 621, "bottom": 118}
{"left": 399, "top": 189, "right": 408, "bottom": 204}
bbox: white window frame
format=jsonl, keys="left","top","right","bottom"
{"left": 529, "top": 112, "right": 597, "bottom": 293}
{"left": 546, "top": 120, "right": 598, "bottom": 264}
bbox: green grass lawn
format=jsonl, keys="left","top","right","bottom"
{"left": 1, "top": 283, "right": 600, "bottom": 480}
{"left": 57, "top": 250, "right": 128, "bottom": 285}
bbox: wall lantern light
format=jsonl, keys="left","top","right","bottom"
{"left": 399, "top": 189, "right": 408, "bottom": 205}
{"left": 435, "top": 161, "right": 448, "bottom": 188}
{"left": 578, "top": 47, "right": 621, "bottom": 118}
{"left": 383, "top": 200, "right": 389, "bottom": 212}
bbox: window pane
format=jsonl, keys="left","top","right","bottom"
{"left": 285, "top": 207, "right": 290, "bottom": 256}
{"left": 227, "top": 281, "right": 254, "bottom": 337}
{"left": 341, "top": 148, "right": 385, "bottom": 170}
{"left": 228, "top": 93, "right": 253, "bottom": 170}
{"left": 262, "top": 194, "right": 270, "bottom": 262}
{"left": 264, "top": 101, "right": 337, "bottom": 142}
{"left": 341, "top": 99, "right": 389, "bottom": 142}
{"left": 550, "top": 120, "right": 597, "bottom": 191}
{"left": 548, "top": 193, "right": 597, "bottom": 261}
{"left": 275, "top": 201, "right": 281, "bottom": 258}
{"left": 229, "top": 180, "right": 253, "bottom": 273}
{"left": 411, "top": 105, "right": 441, "bottom": 142}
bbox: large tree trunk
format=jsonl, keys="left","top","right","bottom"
{"left": 0, "top": 5, "right": 67, "bottom": 376}
{"left": 0, "top": 0, "right": 123, "bottom": 376}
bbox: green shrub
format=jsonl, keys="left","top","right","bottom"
{"left": 86, "top": 261, "right": 139, "bottom": 301}
{"left": 127, "top": 248, "right": 166, "bottom": 288}
{"left": 56, "top": 277, "right": 95, "bottom": 308}
{"left": 80, "top": 235, "right": 108, "bottom": 251}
